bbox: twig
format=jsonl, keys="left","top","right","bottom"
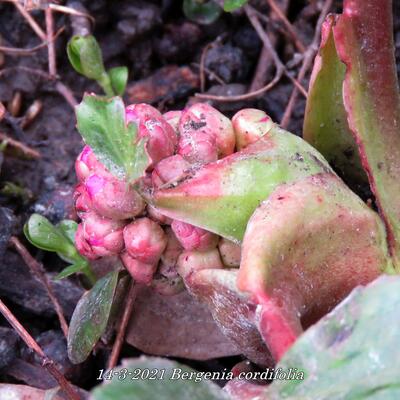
{"left": 196, "top": 4, "right": 284, "bottom": 102}
{"left": 0, "top": 65, "right": 55, "bottom": 79}
{"left": 0, "top": 132, "right": 41, "bottom": 159}
{"left": 250, "top": 45, "right": 273, "bottom": 92}
{"left": 0, "top": 26, "right": 64, "bottom": 56}
{"left": 199, "top": 42, "right": 213, "bottom": 92}
{"left": 267, "top": 0, "right": 306, "bottom": 53}
{"left": 280, "top": 0, "right": 333, "bottom": 128}
{"left": 107, "top": 281, "right": 138, "bottom": 370}
{"left": 14, "top": 2, "right": 47, "bottom": 41}
{"left": 55, "top": 81, "right": 78, "bottom": 109}
{"left": 9, "top": 236, "right": 68, "bottom": 337}
{"left": 191, "top": 63, "right": 225, "bottom": 86}
{"left": 0, "top": 299, "right": 80, "bottom": 400}
{"left": 50, "top": 3, "right": 95, "bottom": 25}
{"left": 45, "top": 7, "right": 56, "bottom": 77}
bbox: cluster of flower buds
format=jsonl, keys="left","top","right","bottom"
{"left": 74, "top": 103, "right": 273, "bottom": 292}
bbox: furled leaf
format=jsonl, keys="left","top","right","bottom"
{"left": 238, "top": 173, "right": 392, "bottom": 361}
{"left": 68, "top": 270, "right": 119, "bottom": 364}
{"left": 24, "top": 214, "right": 78, "bottom": 262}
{"left": 183, "top": 0, "right": 221, "bottom": 25}
{"left": 332, "top": 0, "right": 400, "bottom": 264}
{"left": 67, "top": 35, "right": 105, "bottom": 81}
{"left": 303, "top": 16, "right": 367, "bottom": 187}
{"left": 265, "top": 275, "right": 400, "bottom": 399}
{"left": 223, "top": 0, "right": 248, "bottom": 12}
{"left": 75, "top": 94, "right": 150, "bottom": 182}
{"left": 91, "top": 356, "right": 228, "bottom": 400}
{"left": 151, "top": 125, "right": 332, "bottom": 242}
{"left": 108, "top": 66, "right": 128, "bottom": 96}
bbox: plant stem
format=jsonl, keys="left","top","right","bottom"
{"left": 98, "top": 72, "right": 115, "bottom": 98}
{"left": 83, "top": 261, "right": 97, "bottom": 285}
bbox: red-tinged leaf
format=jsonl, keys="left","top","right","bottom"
{"left": 184, "top": 268, "right": 273, "bottom": 367}
{"left": 125, "top": 285, "right": 240, "bottom": 360}
{"left": 238, "top": 173, "right": 392, "bottom": 360}
{"left": 303, "top": 16, "right": 367, "bottom": 187}
{"left": 151, "top": 126, "right": 332, "bottom": 242}
{"left": 332, "top": 0, "right": 400, "bottom": 263}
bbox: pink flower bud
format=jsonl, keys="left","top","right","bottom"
{"left": 171, "top": 220, "right": 219, "bottom": 251}
{"left": 80, "top": 212, "right": 125, "bottom": 257}
{"left": 85, "top": 173, "right": 145, "bottom": 220}
{"left": 178, "top": 103, "right": 235, "bottom": 164}
{"left": 178, "top": 131, "right": 218, "bottom": 165}
{"left": 218, "top": 238, "right": 241, "bottom": 267}
{"left": 73, "top": 183, "right": 92, "bottom": 218}
{"left": 160, "top": 227, "right": 183, "bottom": 278}
{"left": 75, "top": 223, "right": 99, "bottom": 260}
{"left": 176, "top": 248, "right": 223, "bottom": 281}
{"left": 75, "top": 145, "right": 111, "bottom": 182}
{"left": 123, "top": 217, "right": 167, "bottom": 264}
{"left": 151, "top": 155, "right": 190, "bottom": 188}
{"left": 232, "top": 109, "right": 274, "bottom": 150}
{"left": 120, "top": 252, "right": 157, "bottom": 284}
{"left": 147, "top": 205, "right": 173, "bottom": 225}
{"left": 163, "top": 110, "right": 182, "bottom": 134}
{"left": 125, "top": 104, "right": 177, "bottom": 166}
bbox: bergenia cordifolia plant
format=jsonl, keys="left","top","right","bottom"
{"left": 24, "top": 0, "right": 400, "bottom": 393}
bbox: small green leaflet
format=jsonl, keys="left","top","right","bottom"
{"left": 108, "top": 66, "right": 128, "bottom": 96}
{"left": 68, "top": 270, "right": 119, "bottom": 364}
{"left": 183, "top": 0, "right": 221, "bottom": 25}
{"left": 76, "top": 94, "right": 150, "bottom": 182}
{"left": 223, "top": 0, "right": 248, "bottom": 12}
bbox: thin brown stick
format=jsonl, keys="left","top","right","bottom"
{"left": 14, "top": 2, "right": 47, "bottom": 41}
{"left": 49, "top": 3, "right": 95, "bottom": 25}
{"left": 0, "top": 299, "right": 80, "bottom": 400}
{"left": 191, "top": 63, "right": 225, "bottom": 86}
{"left": 0, "top": 26, "right": 64, "bottom": 56}
{"left": 267, "top": 0, "right": 306, "bottom": 53}
{"left": 55, "top": 81, "right": 78, "bottom": 109}
{"left": 9, "top": 236, "right": 69, "bottom": 337}
{"left": 45, "top": 7, "right": 57, "bottom": 77}
{"left": 0, "top": 132, "right": 41, "bottom": 159}
{"left": 280, "top": 0, "right": 333, "bottom": 128}
{"left": 107, "top": 281, "right": 138, "bottom": 370}
{"left": 250, "top": 45, "right": 273, "bottom": 92}
{"left": 196, "top": 5, "right": 284, "bottom": 102}
{"left": 0, "top": 65, "right": 55, "bottom": 79}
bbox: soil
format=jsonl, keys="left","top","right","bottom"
{"left": 0, "top": 0, "right": 399, "bottom": 394}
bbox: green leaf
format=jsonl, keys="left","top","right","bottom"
{"left": 303, "top": 16, "right": 367, "bottom": 188}
{"left": 75, "top": 94, "right": 150, "bottom": 182}
{"left": 24, "top": 214, "right": 77, "bottom": 261}
{"left": 54, "top": 262, "right": 87, "bottom": 280}
{"left": 91, "top": 357, "right": 228, "bottom": 400}
{"left": 183, "top": 0, "right": 221, "bottom": 25}
{"left": 265, "top": 275, "right": 400, "bottom": 399}
{"left": 152, "top": 125, "right": 333, "bottom": 242}
{"left": 223, "top": 0, "right": 248, "bottom": 12}
{"left": 67, "top": 35, "right": 105, "bottom": 81}
{"left": 331, "top": 0, "right": 400, "bottom": 266}
{"left": 57, "top": 220, "right": 78, "bottom": 244}
{"left": 68, "top": 270, "right": 119, "bottom": 364}
{"left": 108, "top": 66, "right": 128, "bottom": 96}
